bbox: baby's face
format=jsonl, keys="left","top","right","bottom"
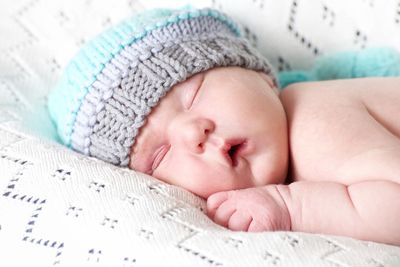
{"left": 130, "top": 67, "right": 288, "bottom": 199}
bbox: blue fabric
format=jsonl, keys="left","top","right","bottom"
{"left": 278, "top": 47, "right": 400, "bottom": 88}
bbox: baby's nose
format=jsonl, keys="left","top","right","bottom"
{"left": 178, "top": 118, "right": 215, "bottom": 153}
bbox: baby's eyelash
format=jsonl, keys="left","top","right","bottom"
{"left": 188, "top": 85, "right": 200, "bottom": 109}
{"left": 184, "top": 85, "right": 200, "bottom": 109}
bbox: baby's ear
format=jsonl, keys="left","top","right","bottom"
{"left": 258, "top": 72, "right": 280, "bottom": 95}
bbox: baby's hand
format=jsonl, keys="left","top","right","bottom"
{"left": 206, "top": 185, "right": 291, "bottom": 232}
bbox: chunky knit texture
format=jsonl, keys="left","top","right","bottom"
{"left": 48, "top": 7, "right": 276, "bottom": 166}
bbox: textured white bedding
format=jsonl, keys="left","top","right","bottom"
{"left": 0, "top": 0, "right": 400, "bottom": 266}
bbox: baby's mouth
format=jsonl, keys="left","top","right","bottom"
{"left": 228, "top": 144, "right": 241, "bottom": 166}
{"left": 222, "top": 139, "right": 247, "bottom": 167}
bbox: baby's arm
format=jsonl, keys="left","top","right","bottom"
{"left": 207, "top": 181, "right": 400, "bottom": 245}
{"left": 280, "top": 180, "right": 400, "bottom": 245}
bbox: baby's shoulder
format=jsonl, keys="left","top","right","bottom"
{"left": 279, "top": 79, "right": 358, "bottom": 124}
{"left": 280, "top": 77, "right": 400, "bottom": 117}
{"left": 280, "top": 77, "right": 400, "bottom": 184}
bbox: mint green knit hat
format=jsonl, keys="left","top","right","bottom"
{"left": 48, "top": 7, "right": 276, "bottom": 167}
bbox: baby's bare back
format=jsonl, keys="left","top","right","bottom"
{"left": 280, "top": 77, "right": 400, "bottom": 185}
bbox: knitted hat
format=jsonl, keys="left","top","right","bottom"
{"left": 48, "top": 7, "right": 277, "bottom": 167}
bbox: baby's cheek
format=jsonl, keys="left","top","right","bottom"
{"left": 181, "top": 171, "right": 234, "bottom": 199}
{"left": 155, "top": 153, "right": 246, "bottom": 198}
{"left": 181, "top": 171, "right": 221, "bottom": 199}
{"left": 151, "top": 161, "right": 210, "bottom": 198}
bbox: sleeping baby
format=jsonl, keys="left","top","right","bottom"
{"left": 48, "top": 7, "right": 400, "bottom": 246}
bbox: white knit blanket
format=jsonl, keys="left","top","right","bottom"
{"left": 1, "top": 0, "right": 399, "bottom": 266}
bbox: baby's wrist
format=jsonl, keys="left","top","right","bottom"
{"left": 274, "top": 184, "right": 295, "bottom": 231}
{"left": 256, "top": 184, "right": 293, "bottom": 231}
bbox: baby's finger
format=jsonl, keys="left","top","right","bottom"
{"left": 206, "top": 191, "right": 229, "bottom": 218}
{"left": 213, "top": 200, "right": 236, "bottom": 228}
{"left": 228, "top": 211, "right": 252, "bottom": 232}
{"left": 247, "top": 219, "right": 266, "bottom": 232}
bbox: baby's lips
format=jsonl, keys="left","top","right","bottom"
{"left": 220, "top": 147, "right": 233, "bottom": 167}
{"left": 221, "top": 138, "right": 248, "bottom": 167}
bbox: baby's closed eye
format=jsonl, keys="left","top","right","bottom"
{"left": 151, "top": 144, "right": 170, "bottom": 173}
{"left": 182, "top": 73, "right": 204, "bottom": 110}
